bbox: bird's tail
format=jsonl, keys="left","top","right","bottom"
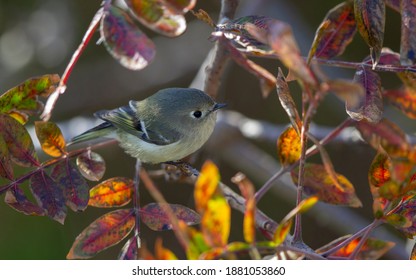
{"left": 67, "top": 122, "right": 115, "bottom": 146}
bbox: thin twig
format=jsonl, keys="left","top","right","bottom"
{"left": 320, "top": 219, "right": 383, "bottom": 257}
{"left": 0, "top": 139, "right": 117, "bottom": 195}
{"left": 245, "top": 51, "right": 416, "bottom": 73}
{"left": 133, "top": 160, "right": 142, "bottom": 248}
{"left": 203, "top": 0, "right": 240, "bottom": 98}
{"left": 255, "top": 118, "right": 354, "bottom": 202}
{"left": 41, "top": 7, "right": 104, "bottom": 121}
{"left": 139, "top": 169, "right": 190, "bottom": 251}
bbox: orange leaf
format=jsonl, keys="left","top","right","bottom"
{"left": 232, "top": 173, "right": 256, "bottom": 244}
{"left": 194, "top": 160, "right": 220, "bottom": 214}
{"left": 89, "top": 177, "right": 133, "bottom": 208}
{"left": 35, "top": 121, "right": 66, "bottom": 157}
{"left": 317, "top": 235, "right": 394, "bottom": 260}
{"left": 273, "top": 219, "right": 292, "bottom": 246}
{"left": 277, "top": 126, "right": 301, "bottom": 167}
{"left": 201, "top": 195, "right": 230, "bottom": 248}
{"left": 155, "top": 238, "right": 178, "bottom": 260}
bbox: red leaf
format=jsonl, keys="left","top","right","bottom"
{"left": 101, "top": 5, "right": 156, "bottom": 70}
{"left": 67, "top": 209, "right": 135, "bottom": 259}
{"left": 30, "top": 170, "right": 66, "bottom": 224}
{"left": 308, "top": 1, "right": 356, "bottom": 63}
{"left": 141, "top": 203, "right": 200, "bottom": 231}
{"left": 0, "top": 114, "right": 38, "bottom": 167}
{"left": 5, "top": 185, "right": 46, "bottom": 216}
{"left": 51, "top": 158, "right": 90, "bottom": 212}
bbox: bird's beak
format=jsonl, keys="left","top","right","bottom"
{"left": 212, "top": 103, "right": 227, "bottom": 111}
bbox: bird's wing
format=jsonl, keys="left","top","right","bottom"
{"left": 94, "top": 105, "right": 178, "bottom": 145}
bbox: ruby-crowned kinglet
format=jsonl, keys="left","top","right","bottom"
{"left": 69, "top": 88, "right": 226, "bottom": 163}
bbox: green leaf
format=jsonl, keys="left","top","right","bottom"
{"left": 354, "top": 0, "right": 385, "bottom": 68}
{"left": 308, "top": 1, "right": 356, "bottom": 63}
{"left": 0, "top": 113, "right": 38, "bottom": 167}
{"left": 291, "top": 163, "right": 362, "bottom": 207}
{"left": 0, "top": 74, "right": 60, "bottom": 119}
{"left": 67, "top": 209, "right": 135, "bottom": 259}
{"left": 101, "top": 5, "right": 156, "bottom": 70}
{"left": 141, "top": 203, "right": 200, "bottom": 231}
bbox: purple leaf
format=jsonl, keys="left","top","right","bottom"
{"left": 400, "top": 0, "right": 416, "bottom": 65}
{"left": 141, "top": 203, "right": 200, "bottom": 231}
{"left": 5, "top": 185, "right": 46, "bottom": 216}
{"left": 118, "top": 235, "right": 139, "bottom": 260}
{"left": 100, "top": 5, "right": 156, "bottom": 70}
{"left": 51, "top": 158, "right": 90, "bottom": 212}
{"left": 347, "top": 66, "right": 383, "bottom": 123}
{"left": 30, "top": 170, "right": 66, "bottom": 224}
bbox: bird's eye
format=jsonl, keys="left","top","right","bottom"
{"left": 192, "top": 110, "right": 202, "bottom": 118}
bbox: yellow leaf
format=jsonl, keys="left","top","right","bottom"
{"left": 201, "top": 195, "right": 230, "bottom": 247}
{"left": 35, "top": 121, "right": 66, "bottom": 157}
{"left": 194, "top": 160, "right": 220, "bottom": 213}
{"left": 277, "top": 126, "right": 301, "bottom": 166}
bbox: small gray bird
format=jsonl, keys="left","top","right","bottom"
{"left": 69, "top": 88, "right": 226, "bottom": 163}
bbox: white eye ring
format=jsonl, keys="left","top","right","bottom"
{"left": 191, "top": 110, "right": 203, "bottom": 119}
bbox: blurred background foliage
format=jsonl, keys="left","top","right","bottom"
{"left": 0, "top": 0, "right": 412, "bottom": 259}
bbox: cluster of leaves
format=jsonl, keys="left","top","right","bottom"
{"left": 2, "top": 0, "right": 416, "bottom": 260}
